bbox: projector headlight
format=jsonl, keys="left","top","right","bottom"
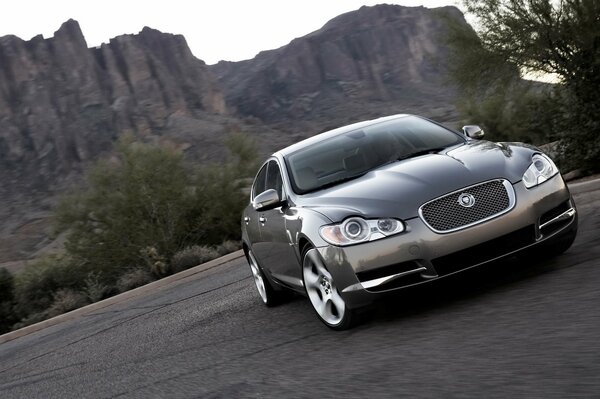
{"left": 319, "top": 217, "right": 405, "bottom": 246}
{"left": 523, "top": 154, "right": 559, "bottom": 188}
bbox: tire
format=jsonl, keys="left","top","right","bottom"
{"left": 246, "top": 249, "right": 287, "bottom": 307}
{"left": 302, "top": 247, "right": 355, "bottom": 330}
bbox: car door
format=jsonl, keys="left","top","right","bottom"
{"left": 257, "top": 160, "right": 303, "bottom": 288}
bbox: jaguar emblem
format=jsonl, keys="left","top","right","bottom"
{"left": 458, "top": 193, "right": 475, "bottom": 208}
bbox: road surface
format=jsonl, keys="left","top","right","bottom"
{"left": 0, "top": 180, "right": 599, "bottom": 398}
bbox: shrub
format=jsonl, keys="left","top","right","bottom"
{"left": 11, "top": 312, "right": 48, "bottom": 330}
{"left": 45, "top": 289, "right": 90, "bottom": 318}
{"left": 82, "top": 271, "right": 111, "bottom": 302}
{"left": 116, "top": 268, "right": 155, "bottom": 293}
{"left": 140, "top": 246, "right": 168, "bottom": 277}
{"left": 216, "top": 240, "right": 241, "bottom": 256}
{"left": 12, "top": 255, "right": 85, "bottom": 320}
{"left": 170, "top": 245, "right": 220, "bottom": 273}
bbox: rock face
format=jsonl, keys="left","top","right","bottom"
{"left": 0, "top": 19, "right": 225, "bottom": 191}
{"left": 211, "top": 5, "right": 465, "bottom": 130}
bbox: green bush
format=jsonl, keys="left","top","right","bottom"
{"left": 12, "top": 255, "right": 86, "bottom": 320}
{"left": 45, "top": 289, "right": 90, "bottom": 318}
{"left": 170, "top": 245, "right": 220, "bottom": 273}
{"left": 82, "top": 271, "right": 111, "bottom": 302}
{"left": 116, "top": 268, "right": 155, "bottom": 293}
{"left": 216, "top": 240, "right": 241, "bottom": 256}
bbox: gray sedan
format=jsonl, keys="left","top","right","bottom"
{"left": 241, "top": 114, "right": 577, "bottom": 330}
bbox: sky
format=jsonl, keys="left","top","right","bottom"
{"left": 0, "top": 0, "right": 458, "bottom": 65}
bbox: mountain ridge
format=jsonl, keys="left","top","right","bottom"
{"left": 210, "top": 5, "right": 463, "bottom": 130}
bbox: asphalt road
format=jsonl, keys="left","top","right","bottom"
{"left": 1, "top": 181, "right": 599, "bottom": 398}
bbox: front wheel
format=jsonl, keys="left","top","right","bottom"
{"left": 302, "top": 248, "right": 355, "bottom": 330}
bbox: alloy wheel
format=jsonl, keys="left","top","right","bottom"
{"left": 303, "top": 249, "right": 346, "bottom": 326}
{"left": 248, "top": 250, "right": 268, "bottom": 304}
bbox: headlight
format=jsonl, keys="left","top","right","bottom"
{"left": 522, "top": 154, "right": 559, "bottom": 188}
{"left": 319, "top": 217, "right": 405, "bottom": 246}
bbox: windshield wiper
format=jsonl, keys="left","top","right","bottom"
{"left": 396, "top": 147, "right": 447, "bottom": 161}
{"left": 304, "top": 172, "right": 368, "bottom": 194}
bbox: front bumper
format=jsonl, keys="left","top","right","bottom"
{"left": 317, "top": 175, "right": 577, "bottom": 308}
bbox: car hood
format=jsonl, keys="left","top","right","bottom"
{"left": 297, "top": 141, "right": 536, "bottom": 222}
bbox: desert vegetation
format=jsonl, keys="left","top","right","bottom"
{"left": 0, "top": 134, "right": 256, "bottom": 333}
{"left": 444, "top": 0, "right": 599, "bottom": 173}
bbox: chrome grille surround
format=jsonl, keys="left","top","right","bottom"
{"left": 419, "top": 179, "right": 516, "bottom": 233}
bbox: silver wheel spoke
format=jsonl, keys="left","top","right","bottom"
{"left": 303, "top": 249, "right": 346, "bottom": 326}
{"left": 304, "top": 268, "right": 320, "bottom": 289}
{"left": 307, "top": 251, "right": 332, "bottom": 280}
{"left": 330, "top": 290, "right": 345, "bottom": 314}
{"left": 316, "top": 298, "right": 328, "bottom": 316}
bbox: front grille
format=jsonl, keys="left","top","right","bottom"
{"left": 419, "top": 180, "right": 513, "bottom": 233}
{"left": 431, "top": 225, "right": 536, "bottom": 276}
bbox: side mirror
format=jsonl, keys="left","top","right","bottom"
{"left": 462, "top": 125, "right": 485, "bottom": 139}
{"left": 253, "top": 189, "right": 285, "bottom": 211}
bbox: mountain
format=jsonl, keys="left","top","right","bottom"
{"left": 0, "top": 5, "right": 469, "bottom": 267}
{"left": 211, "top": 5, "right": 464, "bottom": 131}
{"left": 0, "top": 20, "right": 225, "bottom": 187}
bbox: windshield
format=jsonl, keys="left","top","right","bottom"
{"left": 285, "top": 116, "right": 465, "bottom": 194}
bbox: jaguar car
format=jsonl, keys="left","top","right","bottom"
{"left": 241, "top": 114, "right": 578, "bottom": 330}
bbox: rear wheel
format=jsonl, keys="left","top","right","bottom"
{"left": 302, "top": 248, "right": 355, "bottom": 330}
{"left": 246, "top": 249, "right": 286, "bottom": 307}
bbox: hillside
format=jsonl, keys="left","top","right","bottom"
{"left": 211, "top": 5, "right": 464, "bottom": 131}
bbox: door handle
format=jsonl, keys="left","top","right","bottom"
{"left": 259, "top": 216, "right": 266, "bottom": 224}
{"left": 244, "top": 216, "right": 250, "bottom": 225}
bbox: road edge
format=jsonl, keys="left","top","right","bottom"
{"left": 568, "top": 176, "right": 600, "bottom": 195}
{"left": 0, "top": 250, "right": 245, "bottom": 345}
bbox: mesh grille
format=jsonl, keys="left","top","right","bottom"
{"left": 420, "top": 180, "right": 511, "bottom": 232}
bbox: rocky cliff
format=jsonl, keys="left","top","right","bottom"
{"left": 0, "top": 19, "right": 225, "bottom": 192}
{"left": 211, "top": 5, "right": 464, "bottom": 131}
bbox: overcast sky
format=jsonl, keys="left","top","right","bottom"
{"left": 0, "top": 0, "right": 459, "bottom": 64}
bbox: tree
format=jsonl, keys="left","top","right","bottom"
{"left": 55, "top": 134, "right": 258, "bottom": 281}
{"left": 189, "top": 134, "right": 260, "bottom": 245}
{"left": 445, "top": 0, "right": 600, "bottom": 170}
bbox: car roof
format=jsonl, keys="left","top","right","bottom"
{"left": 275, "top": 114, "right": 411, "bottom": 157}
